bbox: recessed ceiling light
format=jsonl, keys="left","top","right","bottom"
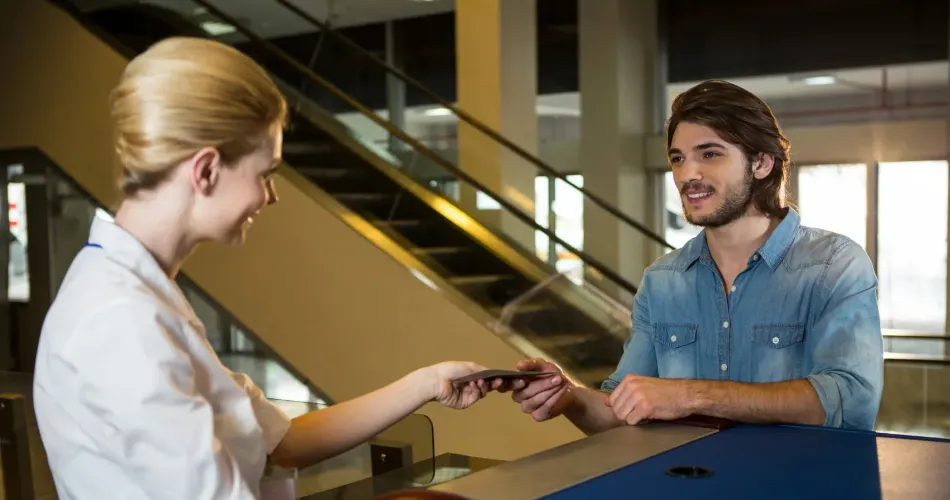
{"left": 200, "top": 21, "right": 236, "bottom": 36}
{"left": 790, "top": 74, "right": 837, "bottom": 86}
{"left": 802, "top": 76, "right": 836, "bottom": 85}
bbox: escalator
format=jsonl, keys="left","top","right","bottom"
{"left": 44, "top": 0, "right": 673, "bottom": 390}
{"left": 2, "top": 0, "right": 594, "bottom": 460}
{"left": 73, "top": 0, "right": 630, "bottom": 388}
{"left": 71, "top": 0, "right": 677, "bottom": 388}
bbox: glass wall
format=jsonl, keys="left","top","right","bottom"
{"left": 877, "top": 160, "right": 948, "bottom": 333}
{"left": 796, "top": 164, "right": 868, "bottom": 250}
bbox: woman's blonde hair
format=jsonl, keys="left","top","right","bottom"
{"left": 109, "top": 37, "right": 287, "bottom": 196}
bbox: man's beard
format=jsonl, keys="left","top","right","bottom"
{"left": 682, "top": 168, "right": 754, "bottom": 228}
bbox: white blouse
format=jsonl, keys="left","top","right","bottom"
{"left": 33, "top": 217, "right": 291, "bottom": 499}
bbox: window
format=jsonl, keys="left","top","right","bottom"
{"left": 797, "top": 164, "right": 867, "bottom": 249}
{"left": 8, "top": 181, "right": 28, "bottom": 302}
{"left": 535, "top": 174, "right": 585, "bottom": 282}
{"left": 877, "top": 160, "right": 948, "bottom": 332}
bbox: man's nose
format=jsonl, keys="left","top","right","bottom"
{"left": 679, "top": 158, "right": 703, "bottom": 182}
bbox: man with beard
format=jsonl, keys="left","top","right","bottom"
{"left": 497, "top": 80, "right": 883, "bottom": 433}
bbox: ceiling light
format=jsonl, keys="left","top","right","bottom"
{"left": 424, "top": 108, "right": 452, "bottom": 116}
{"left": 791, "top": 74, "right": 837, "bottom": 86}
{"left": 200, "top": 21, "right": 236, "bottom": 36}
{"left": 802, "top": 76, "right": 836, "bottom": 85}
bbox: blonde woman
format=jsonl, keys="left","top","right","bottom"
{"left": 32, "top": 37, "right": 492, "bottom": 499}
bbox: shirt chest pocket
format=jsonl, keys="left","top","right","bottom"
{"left": 651, "top": 323, "right": 698, "bottom": 379}
{"left": 750, "top": 324, "right": 806, "bottom": 382}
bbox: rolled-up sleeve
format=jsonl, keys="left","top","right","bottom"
{"left": 601, "top": 277, "right": 658, "bottom": 393}
{"left": 805, "top": 239, "right": 884, "bottom": 430}
{"left": 229, "top": 371, "right": 292, "bottom": 453}
{"left": 58, "top": 301, "right": 260, "bottom": 499}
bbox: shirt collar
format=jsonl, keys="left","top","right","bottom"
{"left": 756, "top": 208, "right": 800, "bottom": 269}
{"left": 87, "top": 217, "right": 199, "bottom": 324}
{"left": 682, "top": 207, "right": 800, "bottom": 270}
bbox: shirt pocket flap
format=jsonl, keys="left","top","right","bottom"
{"left": 652, "top": 323, "right": 698, "bottom": 348}
{"left": 752, "top": 324, "right": 805, "bottom": 349}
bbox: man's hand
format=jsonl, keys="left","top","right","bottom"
{"left": 606, "top": 374, "right": 693, "bottom": 425}
{"left": 494, "top": 358, "right": 574, "bottom": 422}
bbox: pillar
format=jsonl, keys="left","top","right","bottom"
{"left": 579, "top": 0, "right": 662, "bottom": 302}
{"left": 385, "top": 20, "right": 407, "bottom": 153}
{"left": 455, "top": 0, "right": 538, "bottom": 253}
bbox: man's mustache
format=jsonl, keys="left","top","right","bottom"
{"left": 680, "top": 182, "right": 715, "bottom": 195}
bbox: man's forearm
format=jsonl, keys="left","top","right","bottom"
{"left": 562, "top": 386, "right": 624, "bottom": 435}
{"left": 686, "top": 379, "right": 825, "bottom": 426}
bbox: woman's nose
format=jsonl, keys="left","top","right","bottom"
{"left": 265, "top": 178, "right": 279, "bottom": 205}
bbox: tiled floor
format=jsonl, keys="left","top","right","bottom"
{"left": 1, "top": 357, "right": 949, "bottom": 499}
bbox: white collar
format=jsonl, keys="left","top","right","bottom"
{"left": 87, "top": 217, "right": 200, "bottom": 326}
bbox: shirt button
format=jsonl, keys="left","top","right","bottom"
{"left": 722, "top": 321, "right": 730, "bottom": 328}
{"left": 752, "top": 255, "right": 759, "bottom": 261}
{"left": 730, "top": 285, "right": 737, "bottom": 293}
{"left": 772, "top": 336, "right": 780, "bottom": 345}
{"left": 721, "top": 363, "right": 728, "bottom": 371}
{"left": 670, "top": 335, "right": 677, "bottom": 342}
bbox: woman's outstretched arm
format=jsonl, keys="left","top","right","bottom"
{"left": 269, "top": 361, "right": 490, "bottom": 469}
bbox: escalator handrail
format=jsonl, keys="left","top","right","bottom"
{"left": 270, "top": 0, "right": 675, "bottom": 252}
{"left": 193, "top": 0, "right": 641, "bottom": 296}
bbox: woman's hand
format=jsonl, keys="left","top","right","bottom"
{"left": 419, "top": 361, "right": 492, "bottom": 410}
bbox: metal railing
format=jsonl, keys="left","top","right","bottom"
{"left": 270, "top": 0, "right": 674, "bottom": 252}
{"left": 193, "top": 0, "right": 644, "bottom": 295}
{"left": 882, "top": 329, "right": 950, "bottom": 365}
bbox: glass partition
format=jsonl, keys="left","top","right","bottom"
{"left": 265, "top": 399, "right": 437, "bottom": 498}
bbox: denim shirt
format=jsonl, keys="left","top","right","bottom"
{"left": 602, "top": 209, "right": 883, "bottom": 430}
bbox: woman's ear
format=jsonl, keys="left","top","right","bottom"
{"left": 189, "top": 147, "right": 222, "bottom": 195}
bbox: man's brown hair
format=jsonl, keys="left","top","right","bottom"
{"left": 666, "top": 80, "right": 792, "bottom": 218}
